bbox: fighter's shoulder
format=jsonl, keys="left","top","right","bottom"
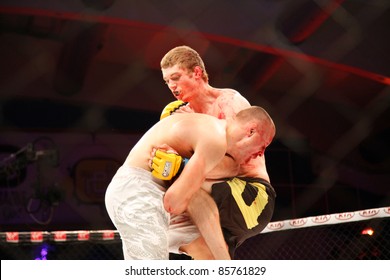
{"left": 218, "top": 88, "right": 242, "bottom": 96}
{"left": 164, "top": 113, "right": 215, "bottom": 138}
{"left": 170, "top": 111, "right": 218, "bottom": 125}
{"left": 217, "top": 88, "right": 250, "bottom": 104}
{"left": 175, "top": 113, "right": 225, "bottom": 145}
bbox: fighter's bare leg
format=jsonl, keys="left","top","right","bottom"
{"left": 186, "top": 188, "right": 230, "bottom": 260}
{"left": 180, "top": 236, "right": 214, "bottom": 260}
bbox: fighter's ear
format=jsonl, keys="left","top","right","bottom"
{"left": 193, "top": 66, "right": 203, "bottom": 78}
{"left": 247, "top": 127, "right": 256, "bottom": 137}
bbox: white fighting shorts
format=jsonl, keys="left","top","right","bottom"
{"left": 105, "top": 166, "right": 170, "bottom": 259}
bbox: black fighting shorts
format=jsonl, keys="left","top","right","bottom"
{"left": 211, "top": 177, "right": 276, "bottom": 258}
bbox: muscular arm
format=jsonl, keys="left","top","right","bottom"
{"left": 163, "top": 153, "right": 208, "bottom": 215}
{"left": 163, "top": 124, "right": 226, "bottom": 215}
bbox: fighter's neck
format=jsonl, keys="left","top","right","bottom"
{"left": 189, "top": 86, "right": 222, "bottom": 113}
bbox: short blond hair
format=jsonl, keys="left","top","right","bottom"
{"left": 160, "top": 46, "right": 209, "bottom": 82}
{"left": 237, "top": 106, "right": 276, "bottom": 137}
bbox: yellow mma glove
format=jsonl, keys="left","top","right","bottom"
{"left": 160, "top": 100, "right": 189, "bottom": 120}
{"left": 151, "top": 149, "right": 188, "bottom": 180}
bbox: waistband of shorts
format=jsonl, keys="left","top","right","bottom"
{"left": 236, "top": 176, "right": 276, "bottom": 198}
{"left": 118, "top": 165, "right": 168, "bottom": 191}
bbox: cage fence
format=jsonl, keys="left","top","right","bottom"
{"left": 1, "top": 207, "right": 389, "bottom": 260}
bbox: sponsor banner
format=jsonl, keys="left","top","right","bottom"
{"left": 77, "top": 230, "right": 90, "bottom": 241}
{"left": 5, "top": 232, "right": 19, "bottom": 243}
{"left": 102, "top": 230, "right": 115, "bottom": 240}
{"left": 264, "top": 206, "right": 390, "bottom": 233}
{"left": 53, "top": 231, "right": 67, "bottom": 242}
{"left": 30, "top": 232, "right": 44, "bottom": 243}
{"left": 1, "top": 207, "right": 389, "bottom": 243}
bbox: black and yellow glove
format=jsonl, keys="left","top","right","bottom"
{"left": 151, "top": 149, "right": 188, "bottom": 180}
{"left": 160, "top": 100, "right": 188, "bottom": 120}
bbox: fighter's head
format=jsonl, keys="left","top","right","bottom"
{"left": 160, "top": 45, "right": 209, "bottom": 83}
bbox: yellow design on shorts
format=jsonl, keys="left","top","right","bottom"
{"left": 228, "top": 177, "right": 268, "bottom": 229}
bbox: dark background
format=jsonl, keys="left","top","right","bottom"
{"left": 0, "top": 0, "right": 389, "bottom": 232}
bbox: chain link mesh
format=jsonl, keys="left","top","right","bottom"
{"left": 1, "top": 217, "right": 388, "bottom": 260}
{"left": 235, "top": 218, "right": 389, "bottom": 259}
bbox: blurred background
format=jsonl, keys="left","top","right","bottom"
{"left": 0, "top": 0, "right": 389, "bottom": 239}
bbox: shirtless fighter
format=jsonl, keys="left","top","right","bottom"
{"left": 105, "top": 106, "right": 275, "bottom": 259}
{"left": 151, "top": 46, "right": 277, "bottom": 259}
